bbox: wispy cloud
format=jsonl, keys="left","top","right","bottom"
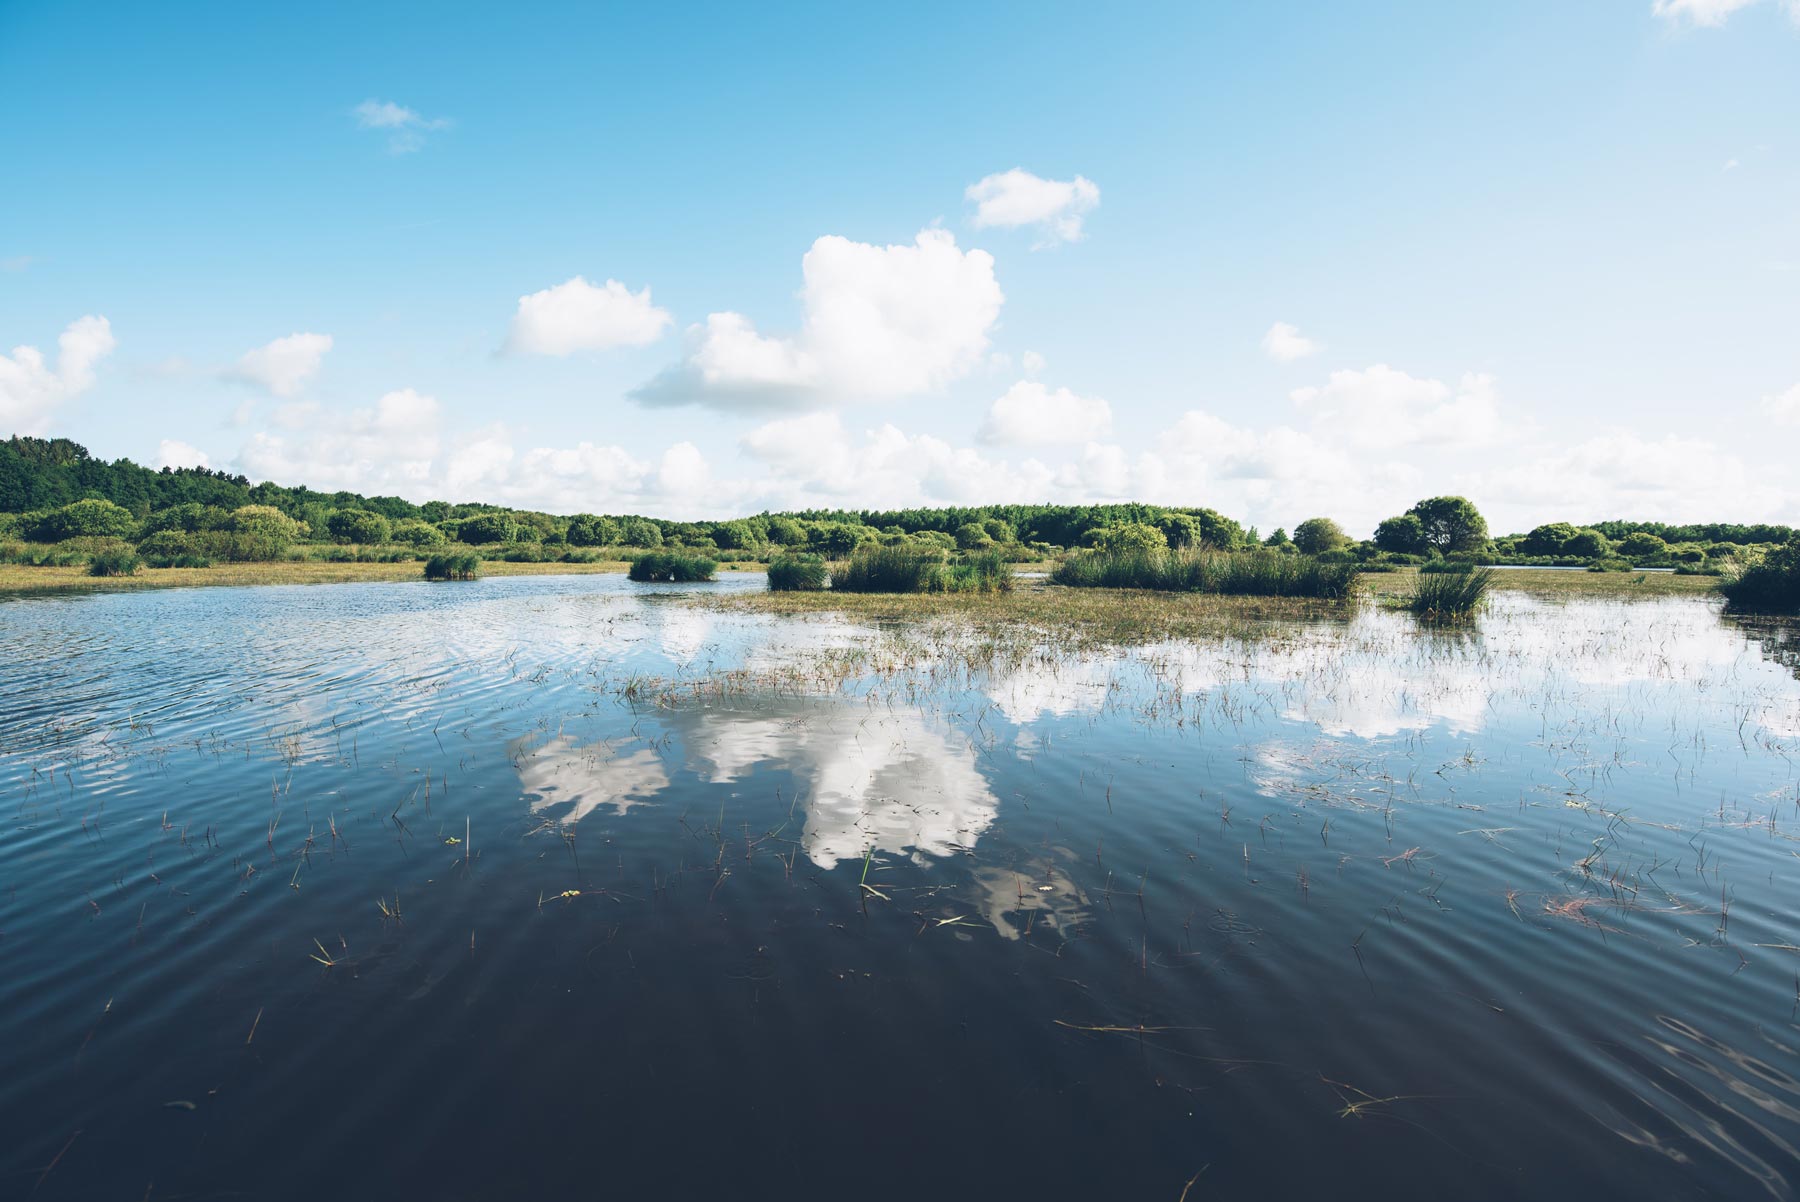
{"left": 353, "top": 99, "right": 451, "bottom": 153}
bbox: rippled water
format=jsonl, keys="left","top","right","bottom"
{"left": 3, "top": 575, "right": 1800, "bottom": 1200}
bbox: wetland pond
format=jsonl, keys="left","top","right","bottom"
{"left": 4, "top": 574, "right": 1800, "bottom": 1200}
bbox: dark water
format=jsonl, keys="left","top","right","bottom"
{"left": 3, "top": 575, "right": 1800, "bottom": 1201}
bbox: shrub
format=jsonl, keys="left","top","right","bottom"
{"left": 137, "top": 530, "right": 202, "bottom": 559}
{"left": 767, "top": 554, "right": 830, "bottom": 591}
{"left": 392, "top": 519, "right": 447, "bottom": 547}
{"left": 423, "top": 552, "right": 481, "bottom": 581}
{"left": 35, "top": 498, "right": 139, "bottom": 541}
{"left": 1052, "top": 549, "right": 1360, "bottom": 598}
{"left": 627, "top": 552, "right": 717, "bottom": 582}
{"left": 87, "top": 549, "right": 142, "bottom": 577}
{"left": 1088, "top": 523, "right": 1169, "bottom": 555}
{"left": 326, "top": 508, "right": 391, "bottom": 545}
{"left": 144, "top": 553, "right": 212, "bottom": 569}
{"left": 1409, "top": 568, "right": 1494, "bottom": 619}
{"left": 1419, "top": 559, "right": 1476, "bottom": 574}
{"left": 1563, "top": 528, "right": 1611, "bottom": 559}
{"left": 1718, "top": 539, "right": 1800, "bottom": 612}
{"left": 1586, "top": 557, "right": 1633, "bottom": 573}
{"left": 459, "top": 513, "right": 521, "bottom": 545}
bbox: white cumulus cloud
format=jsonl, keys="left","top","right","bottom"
{"left": 1261, "top": 321, "right": 1320, "bottom": 361}
{"left": 157, "top": 439, "right": 210, "bottom": 470}
{"left": 1651, "top": 0, "right": 1761, "bottom": 25}
{"left": 227, "top": 332, "right": 332, "bottom": 397}
{"left": 352, "top": 99, "right": 451, "bottom": 153}
{"left": 634, "top": 228, "right": 1003, "bottom": 410}
{"left": 0, "top": 315, "right": 115, "bottom": 435}
{"left": 1290, "top": 364, "right": 1504, "bottom": 449}
{"left": 505, "top": 277, "right": 674, "bottom": 355}
{"left": 978, "top": 380, "right": 1113, "bottom": 446}
{"left": 965, "top": 168, "right": 1100, "bottom": 246}
{"left": 1761, "top": 381, "right": 1800, "bottom": 425}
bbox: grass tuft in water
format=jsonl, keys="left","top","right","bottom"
{"left": 831, "top": 545, "right": 1011, "bottom": 594}
{"left": 1408, "top": 567, "right": 1493, "bottom": 618}
{"left": 628, "top": 552, "right": 718, "bottom": 583}
{"left": 1052, "top": 548, "right": 1359, "bottom": 598}
{"left": 766, "top": 554, "right": 830, "bottom": 591}
{"left": 1718, "top": 538, "right": 1800, "bottom": 613}
{"left": 424, "top": 552, "right": 482, "bottom": 581}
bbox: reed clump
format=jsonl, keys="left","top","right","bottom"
{"left": 87, "top": 549, "right": 142, "bottom": 577}
{"left": 628, "top": 552, "right": 718, "bottom": 583}
{"left": 1408, "top": 567, "right": 1493, "bottom": 618}
{"left": 766, "top": 554, "right": 829, "bottom": 591}
{"left": 832, "top": 545, "right": 1012, "bottom": 594}
{"left": 1052, "top": 548, "right": 1359, "bottom": 599}
{"left": 423, "top": 552, "right": 482, "bottom": 581}
{"left": 1718, "top": 538, "right": 1800, "bottom": 613}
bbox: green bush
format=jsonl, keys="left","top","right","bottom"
{"left": 423, "top": 552, "right": 481, "bottom": 581}
{"left": 34, "top": 498, "right": 139, "bottom": 541}
{"left": 326, "top": 508, "right": 391, "bottom": 545}
{"left": 392, "top": 519, "right": 447, "bottom": 547}
{"left": 1718, "top": 539, "right": 1800, "bottom": 612}
{"left": 144, "top": 552, "right": 212, "bottom": 569}
{"left": 767, "top": 554, "right": 829, "bottom": 591}
{"left": 627, "top": 552, "right": 717, "bottom": 582}
{"left": 1409, "top": 568, "right": 1494, "bottom": 619}
{"left": 87, "top": 549, "right": 142, "bottom": 577}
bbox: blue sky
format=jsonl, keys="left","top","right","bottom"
{"left": 2, "top": 0, "right": 1796, "bottom": 533}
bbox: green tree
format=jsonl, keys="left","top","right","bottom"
{"left": 391, "top": 519, "right": 447, "bottom": 547}
{"left": 980, "top": 517, "right": 1015, "bottom": 543}
{"left": 461, "top": 513, "right": 522, "bottom": 545}
{"left": 566, "top": 514, "right": 619, "bottom": 547}
{"left": 1291, "top": 517, "right": 1348, "bottom": 555}
{"left": 765, "top": 516, "right": 807, "bottom": 545}
{"left": 712, "top": 519, "right": 758, "bottom": 550}
{"left": 1563, "top": 528, "right": 1611, "bottom": 559}
{"left": 1091, "top": 523, "right": 1168, "bottom": 554}
{"left": 955, "top": 522, "right": 994, "bottom": 550}
{"left": 1618, "top": 532, "right": 1667, "bottom": 558}
{"left": 1373, "top": 514, "right": 1429, "bottom": 556}
{"left": 34, "top": 498, "right": 138, "bottom": 541}
{"left": 617, "top": 518, "right": 663, "bottom": 548}
{"left": 1263, "top": 527, "right": 1290, "bottom": 547}
{"left": 326, "top": 508, "right": 391, "bottom": 545}
{"left": 1406, "top": 497, "right": 1488, "bottom": 554}
{"left": 1157, "top": 513, "right": 1200, "bottom": 549}
{"left": 1520, "top": 523, "right": 1578, "bottom": 557}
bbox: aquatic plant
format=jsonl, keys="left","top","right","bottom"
{"left": 1408, "top": 567, "right": 1493, "bottom": 618}
{"left": 423, "top": 552, "right": 482, "bottom": 581}
{"left": 86, "top": 549, "right": 142, "bottom": 577}
{"left": 832, "top": 545, "right": 947, "bottom": 593}
{"left": 829, "top": 545, "right": 1012, "bottom": 594}
{"left": 1052, "top": 549, "right": 1359, "bottom": 598}
{"left": 1718, "top": 538, "right": 1800, "bottom": 613}
{"left": 627, "top": 552, "right": 717, "bottom": 582}
{"left": 766, "top": 554, "right": 829, "bottom": 591}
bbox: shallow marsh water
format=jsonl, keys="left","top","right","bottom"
{"left": 2, "top": 574, "right": 1799, "bottom": 1200}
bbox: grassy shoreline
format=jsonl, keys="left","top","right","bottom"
{"left": 0, "top": 558, "right": 1716, "bottom": 607}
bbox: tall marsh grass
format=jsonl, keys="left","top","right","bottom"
{"left": 766, "top": 554, "right": 829, "bottom": 591}
{"left": 1408, "top": 567, "right": 1494, "bottom": 618}
{"left": 1052, "top": 548, "right": 1359, "bottom": 599}
{"left": 1718, "top": 540, "right": 1800, "bottom": 612}
{"left": 424, "top": 552, "right": 482, "bottom": 581}
{"left": 627, "top": 552, "right": 717, "bottom": 583}
{"left": 832, "top": 545, "right": 1012, "bottom": 594}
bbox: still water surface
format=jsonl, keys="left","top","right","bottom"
{"left": 3, "top": 574, "right": 1799, "bottom": 1200}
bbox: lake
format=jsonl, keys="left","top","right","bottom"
{"left": 3, "top": 574, "right": 1799, "bottom": 1200}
